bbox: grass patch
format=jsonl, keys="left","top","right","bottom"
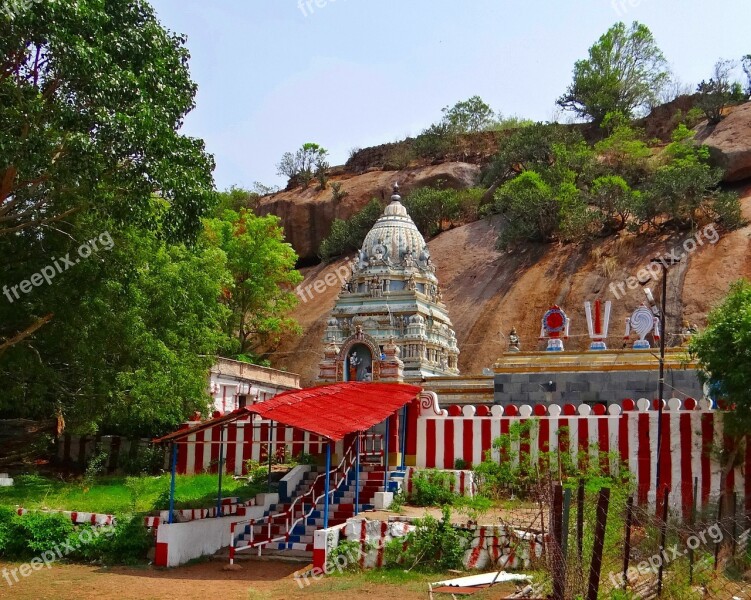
{"left": 0, "top": 473, "right": 266, "bottom": 515}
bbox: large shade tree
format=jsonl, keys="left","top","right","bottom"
{"left": 557, "top": 21, "right": 669, "bottom": 124}
{"left": 0, "top": 0, "right": 225, "bottom": 436}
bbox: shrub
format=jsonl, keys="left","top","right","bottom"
{"left": 330, "top": 182, "right": 348, "bottom": 204}
{"left": 244, "top": 459, "right": 268, "bottom": 484}
{"left": 384, "top": 144, "right": 415, "bottom": 170}
{"left": 453, "top": 458, "right": 468, "bottom": 470}
{"left": 4, "top": 512, "right": 74, "bottom": 558}
{"left": 101, "top": 516, "right": 152, "bottom": 564}
{"left": 119, "top": 445, "right": 166, "bottom": 476}
{"left": 409, "top": 469, "right": 456, "bottom": 506}
{"left": 388, "top": 505, "right": 469, "bottom": 571}
{"left": 327, "top": 539, "right": 364, "bottom": 572}
{"left": 319, "top": 198, "right": 383, "bottom": 261}
{"left": 402, "top": 185, "right": 461, "bottom": 236}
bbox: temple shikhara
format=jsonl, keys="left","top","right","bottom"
{"left": 318, "top": 184, "right": 460, "bottom": 383}
{"left": 149, "top": 182, "right": 745, "bottom": 573}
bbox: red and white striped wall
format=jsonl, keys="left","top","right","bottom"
{"left": 176, "top": 417, "right": 326, "bottom": 476}
{"left": 406, "top": 394, "right": 750, "bottom": 514}
{"left": 14, "top": 508, "right": 115, "bottom": 526}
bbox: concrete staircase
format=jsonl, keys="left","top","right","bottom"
{"left": 233, "top": 464, "right": 387, "bottom": 556}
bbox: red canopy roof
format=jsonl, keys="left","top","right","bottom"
{"left": 247, "top": 382, "right": 422, "bottom": 441}
{"left": 153, "top": 382, "right": 422, "bottom": 444}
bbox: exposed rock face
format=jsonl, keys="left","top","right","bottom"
{"left": 695, "top": 102, "right": 751, "bottom": 182}
{"left": 265, "top": 188, "right": 751, "bottom": 386}
{"left": 255, "top": 162, "right": 480, "bottom": 264}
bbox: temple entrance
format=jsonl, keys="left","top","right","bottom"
{"left": 346, "top": 343, "right": 373, "bottom": 381}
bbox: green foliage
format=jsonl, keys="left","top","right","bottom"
{"left": 389, "top": 490, "right": 406, "bottom": 513}
{"left": 384, "top": 144, "right": 416, "bottom": 170}
{"left": 641, "top": 125, "right": 741, "bottom": 229}
{"left": 696, "top": 60, "right": 746, "bottom": 124}
{"left": 244, "top": 460, "right": 269, "bottom": 484}
{"left": 215, "top": 187, "right": 261, "bottom": 214}
{"left": 492, "top": 171, "right": 560, "bottom": 246}
{"left": 0, "top": 1, "right": 225, "bottom": 436}
{"left": 319, "top": 198, "right": 383, "bottom": 262}
{"left": 408, "top": 469, "right": 457, "bottom": 507}
{"left": 277, "top": 142, "right": 328, "bottom": 188}
{"left": 315, "top": 158, "right": 330, "bottom": 190}
{"left": 5, "top": 512, "right": 74, "bottom": 557}
{"left": 330, "top": 182, "right": 349, "bottom": 204}
{"left": 402, "top": 184, "right": 461, "bottom": 237}
{"left": 118, "top": 446, "right": 166, "bottom": 476}
{"left": 413, "top": 121, "right": 455, "bottom": 158}
{"left": 101, "top": 516, "right": 152, "bottom": 564}
{"left": 327, "top": 539, "right": 364, "bottom": 572}
{"left": 594, "top": 115, "right": 653, "bottom": 185}
{"left": 83, "top": 450, "right": 110, "bottom": 489}
{"left": 689, "top": 279, "right": 751, "bottom": 435}
{"left": 204, "top": 209, "right": 302, "bottom": 360}
{"left": 589, "top": 175, "right": 641, "bottom": 232}
{"left": 441, "top": 96, "right": 496, "bottom": 133}
{"left": 557, "top": 21, "right": 669, "bottom": 123}
{"left": 387, "top": 506, "right": 469, "bottom": 571}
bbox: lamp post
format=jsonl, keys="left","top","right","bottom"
{"left": 649, "top": 255, "right": 681, "bottom": 497}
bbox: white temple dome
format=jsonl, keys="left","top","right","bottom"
{"left": 361, "top": 183, "right": 427, "bottom": 267}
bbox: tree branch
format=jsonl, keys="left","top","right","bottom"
{"left": 0, "top": 313, "right": 54, "bottom": 357}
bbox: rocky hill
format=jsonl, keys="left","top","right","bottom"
{"left": 257, "top": 101, "right": 751, "bottom": 385}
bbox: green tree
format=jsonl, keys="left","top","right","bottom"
{"left": 276, "top": 143, "right": 328, "bottom": 189}
{"left": 593, "top": 112, "right": 653, "bottom": 185}
{"left": 640, "top": 125, "right": 742, "bottom": 229}
{"left": 696, "top": 59, "right": 746, "bottom": 124}
{"left": 402, "top": 185, "right": 461, "bottom": 237}
{"left": 204, "top": 208, "right": 302, "bottom": 360}
{"left": 689, "top": 280, "right": 751, "bottom": 434}
{"left": 589, "top": 175, "right": 640, "bottom": 232}
{"left": 1, "top": 208, "right": 231, "bottom": 437}
{"left": 0, "top": 0, "right": 214, "bottom": 351}
{"left": 440, "top": 96, "right": 496, "bottom": 133}
{"left": 493, "top": 171, "right": 560, "bottom": 247}
{"left": 319, "top": 198, "right": 384, "bottom": 262}
{"left": 557, "top": 22, "right": 669, "bottom": 124}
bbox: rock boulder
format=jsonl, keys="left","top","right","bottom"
{"left": 695, "top": 102, "right": 751, "bottom": 182}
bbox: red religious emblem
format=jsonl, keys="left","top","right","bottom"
{"left": 539, "top": 305, "right": 570, "bottom": 351}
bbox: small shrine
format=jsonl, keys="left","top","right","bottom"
{"left": 318, "top": 184, "right": 460, "bottom": 383}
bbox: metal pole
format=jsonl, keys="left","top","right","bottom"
{"left": 355, "top": 432, "right": 360, "bottom": 516}
{"left": 400, "top": 404, "right": 408, "bottom": 470}
{"left": 655, "top": 263, "right": 667, "bottom": 496}
{"left": 384, "top": 415, "right": 390, "bottom": 490}
{"left": 168, "top": 442, "right": 177, "bottom": 524}
{"left": 657, "top": 487, "right": 669, "bottom": 596}
{"left": 216, "top": 426, "right": 225, "bottom": 518}
{"left": 324, "top": 441, "right": 331, "bottom": 529}
{"left": 267, "top": 419, "right": 274, "bottom": 492}
{"left": 622, "top": 495, "right": 634, "bottom": 590}
{"left": 577, "top": 478, "right": 584, "bottom": 559}
{"left": 586, "top": 487, "right": 611, "bottom": 600}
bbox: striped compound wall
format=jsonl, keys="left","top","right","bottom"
{"left": 406, "top": 393, "right": 751, "bottom": 515}
{"left": 176, "top": 418, "right": 327, "bottom": 476}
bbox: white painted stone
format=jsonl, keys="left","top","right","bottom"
{"left": 462, "top": 405, "right": 476, "bottom": 417}
{"left": 636, "top": 397, "right": 650, "bottom": 412}
{"left": 577, "top": 404, "right": 591, "bottom": 416}
{"left": 0, "top": 478, "right": 13, "bottom": 487}
{"left": 372, "top": 491, "right": 393, "bottom": 510}
{"left": 490, "top": 405, "right": 504, "bottom": 417}
{"left": 519, "top": 404, "right": 533, "bottom": 417}
{"left": 608, "top": 404, "right": 622, "bottom": 416}
{"left": 668, "top": 397, "right": 682, "bottom": 411}
{"left": 548, "top": 404, "right": 561, "bottom": 417}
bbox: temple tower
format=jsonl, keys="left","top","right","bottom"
{"left": 318, "top": 184, "right": 460, "bottom": 383}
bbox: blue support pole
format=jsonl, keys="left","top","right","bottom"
{"left": 323, "top": 442, "right": 331, "bottom": 529}
{"left": 400, "top": 404, "right": 408, "bottom": 470}
{"left": 355, "top": 433, "right": 360, "bottom": 516}
{"left": 216, "top": 426, "right": 225, "bottom": 518}
{"left": 168, "top": 442, "right": 177, "bottom": 524}
{"left": 384, "top": 415, "right": 390, "bottom": 490}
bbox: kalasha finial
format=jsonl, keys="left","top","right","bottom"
{"left": 391, "top": 182, "right": 401, "bottom": 202}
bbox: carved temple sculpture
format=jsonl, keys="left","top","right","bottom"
{"left": 317, "top": 183, "right": 459, "bottom": 383}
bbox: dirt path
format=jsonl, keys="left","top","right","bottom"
{"left": 0, "top": 559, "right": 518, "bottom": 600}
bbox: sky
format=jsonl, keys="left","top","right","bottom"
{"left": 148, "top": 0, "right": 751, "bottom": 191}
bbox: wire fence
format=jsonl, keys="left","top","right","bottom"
{"left": 492, "top": 477, "right": 750, "bottom": 599}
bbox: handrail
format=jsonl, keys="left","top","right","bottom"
{"left": 229, "top": 434, "right": 376, "bottom": 563}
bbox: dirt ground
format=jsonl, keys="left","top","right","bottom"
{"left": 0, "top": 558, "right": 520, "bottom": 600}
